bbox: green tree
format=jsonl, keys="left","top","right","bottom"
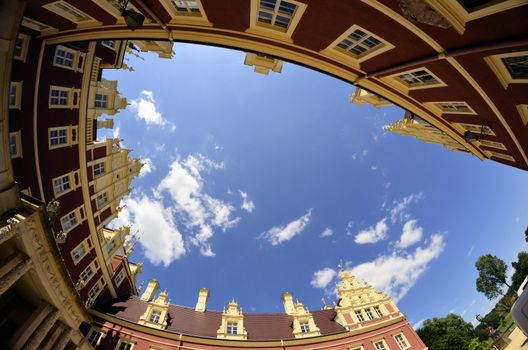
{"left": 468, "top": 337, "right": 486, "bottom": 350}
{"left": 475, "top": 254, "right": 511, "bottom": 300}
{"left": 417, "top": 314, "right": 475, "bottom": 350}
{"left": 511, "top": 251, "right": 528, "bottom": 292}
{"left": 524, "top": 226, "right": 528, "bottom": 243}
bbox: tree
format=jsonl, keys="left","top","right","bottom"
{"left": 475, "top": 254, "right": 511, "bottom": 300}
{"left": 511, "top": 251, "right": 528, "bottom": 292}
{"left": 417, "top": 314, "right": 475, "bottom": 350}
{"left": 524, "top": 226, "right": 528, "bottom": 243}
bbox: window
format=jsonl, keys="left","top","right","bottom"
{"left": 49, "top": 128, "right": 68, "bottom": 147}
{"left": 9, "top": 132, "right": 22, "bottom": 158}
{"left": 355, "top": 310, "right": 365, "bottom": 322}
{"left": 14, "top": 33, "right": 29, "bottom": 61}
{"left": 95, "top": 93, "right": 108, "bottom": 108}
{"left": 115, "top": 269, "right": 125, "bottom": 286}
{"left": 171, "top": 0, "right": 201, "bottom": 16}
{"left": 227, "top": 322, "right": 238, "bottom": 334}
{"left": 374, "top": 306, "right": 383, "bottom": 318}
{"left": 479, "top": 139, "right": 506, "bottom": 150}
{"left": 72, "top": 242, "right": 87, "bottom": 263}
{"left": 257, "top": 0, "right": 298, "bottom": 32}
{"left": 86, "top": 328, "right": 103, "bottom": 347}
{"left": 50, "top": 87, "right": 69, "bottom": 107}
{"left": 9, "top": 81, "right": 22, "bottom": 109}
{"left": 97, "top": 192, "right": 108, "bottom": 208}
{"left": 61, "top": 211, "right": 78, "bottom": 232}
{"left": 43, "top": 1, "right": 97, "bottom": 24}
{"left": 117, "top": 340, "right": 134, "bottom": 350}
{"left": 396, "top": 69, "right": 443, "bottom": 88}
{"left": 491, "top": 151, "right": 515, "bottom": 162}
{"left": 374, "top": 341, "right": 387, "bottom": 350}
{"left": 335, "top": 28, "right": 384, "bottom": 59}
{"left": 88, "top": 279, "right": 103, "bottom": 301}
{"left": 485, "top": 51, "right": 528, "bottom": 88}
{"left": 54, "top": 46, "right": 75, "bottom": 68}
{"left": 299, "top": 322, "right": 310, "bottom": 333}
{"left": 53, "top": 175, "right": 71, "bottom": 195}
{"left": 101, "top": 40, "right": 115, "bottom": 49}
{"left": 433, "top": 101, "right": 475, "bottom": 114}
{"left": 149, "top": 310, "right": 161, "bottom": 323}
{"left": 94, "top": 162, "right": 105, "bottom": 177}
{"left": 107, "top": 238, "right": 116, "bottom": 253}
{"left": 394, "top": 333, "right": 409, "bottom": 349}
{"left": 80, "top": 264, "right": 94, "bottom": 283}
{"left": 457, "top": 123, "right": 495, "bottom": 136}
{"left": 365, "top": 308, "right": 375, "bottom": 320}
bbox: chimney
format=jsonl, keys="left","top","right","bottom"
{"left": 195, "top": 288, "right": 209, "bottom": 312}
{"left": 282, "top": 292, "right": 295, "bottom": 315}
{"left": 141, "top": 279, "right": 159, "bottom": 301}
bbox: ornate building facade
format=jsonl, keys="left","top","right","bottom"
{"left": 0, "top": 0, "right": 527, "bottom": 349}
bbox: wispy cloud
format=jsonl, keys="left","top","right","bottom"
{"left": 467, "top": 245, "right": 475, "bottom": 257}
{"left": 311, "top": 267, "right": 337, "bottom": 289}
{"left": 388, "top": 193, "right": 423, "bottom": 223}
{"left": 112, "top": 195, "right": 185, "bottom": 267}
{"left": 354, "top": 218, "right": 389, "bottom": 244}
{"left": 460, "top": 299, "right": 476, "bottom": 317}
{"left": 396, "top": 219, "right": 423, "bottom": 249}
{"left": 139, "top": 157, "right": 154, "bottom": 177}
{"left": 412, "top": 319, "right": 426, "bottom": 330}
{"left": 260, "top": 209, "right": 313, "bottom": 246}
{"left": 239, "top": 190, "right": 255, "bottom": 213}
{"left": 129, "top": 90, "right": 176, "bottom": 131}
{"left": 320, "top": 227, "right": 334, "bottom": 238}
{"left": 351, "top": 150, "right": 368, "bottom": 161}
{"left": 157, "top": 154, "right": 239, "bottom": 256}
{"left": 351, "top": 233, "right": 445, "bottom": 302}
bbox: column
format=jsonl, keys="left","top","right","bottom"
{"left": 9, "top": 303, "right": 52, "bottom": 350}
{"left": 42, "top": 323, "right": 65, "bottom": 350}
{"left": 50, "top": 328, "right": 72, "bottom": 350}
{"left": 0, "top": 257, "right": 33, "bottom": 296}
{"left": 22, "top": 309, "right": 60, "bottom": 350}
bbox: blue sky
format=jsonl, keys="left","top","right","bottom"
{"left": 102, "top": 42, "right": 528, "bottom": 328}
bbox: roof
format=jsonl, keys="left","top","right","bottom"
{"left": 95, "top": 296, "right": 345, "bottom": 340}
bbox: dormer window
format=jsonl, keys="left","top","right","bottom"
{"left": 299, "top": 322, "right": 310, "bottom": 333}
{"left": 365, "top": 308, "right": 375, "bottom": 320}
{"left": 227, "top": 322, "right": 238, "bottom": 334}
{"left": 149, "top": 310, "right": 161, "bottom": 323}
{"left": 373, "top": 305, "right": 383, "bottom": 317}
{"left": 95, "top": 93, "right": 108, "bottom": 108}
{"left": 355, "top": 310, "right": 365, "bottom": 322}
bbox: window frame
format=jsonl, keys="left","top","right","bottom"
{"left": 478, "top": 139, "right": 507, "bottom": 151}
{"left": 485, "top": 51, "right": 528, "bottom": 89}
{"left": 159, "top": 0, "right": 212, "bottom": 26}
{"left": 247, "top": 0, "right": 307, "bottom": 43}
{"left": 96, "top": 191, "right": 109, "bottom": 209}
{"left": 149, "top": 310, "right": 162, "bottom": 323}
{"left": 373, "top": 305, "right": 383, "bottom": 318}
{"left": 71, "top": 239, "right": 92, "bottom": 264}
{"left": 88, "top": 277, "right": 104, "bottom": 302}
{"left": 393, "top": 332, "right": 410, "bottom": 350}
{"left": 365, "top": 308, "right": 375, "bottom": 320}
{"left": 95, "top": 93, "right": 109, "bottom": 109}
{"left": 49, "top": 85, "right": 80, "bottom": 109}
{"left": 80, "top": 262, "right": 96, "bottom": 284}
{"left": 385, "top": 67, "right": 447, "bottom": 92}
{"left": 115, "top": 269, "right": 126, "bottom": 287}
{"left": 490, "top": 151, "right": 515, "bottom": 162}
{"left": 53, "top": 45, "right": 85, "bottom": 72}
{"left": 321, "top": 25, "right": 394, "bottom": 69}
{"left": 355, "top": 310, "right": 366, "bottom": 323}
{"left": 48, "top": 126, "right": 78, "bottom": 149}
{"left": 226, "top": 321, "right": 238, "bottom": 335}
{"left": 102, "top": 40, "right": 116, "bottom": 50}
{"left": 93, "top": 161, "right": 106, "bottom": 177}
{"left": 9, "top": 81, "right": 23, "bottom": 109}
{"left": 86, "top": 327, "right": 103, "bottom": 347}
{"left": 52, "top": 173, "right": 72, "bottom": 197}
{"left": 373, "top": 339, "right": 388, "bottom": 350}
{"left": 42, "top": 1, "right": 100, "bottom": 26}
{"left": 115, "top": 339, "right": 135, "bottom": 350}
{"left": 14, "top": 33, "right": 30, "bottom": 62}
{"left": 299, "top": 321, "right": 310, "bottom": 333}
{"left": 426, "top": 101, "right": 477, "bottom": 116}
{"left": 9, "top": 131, "right": 23, "bottom": 159}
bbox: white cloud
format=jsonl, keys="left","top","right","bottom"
{"left": 320, "top": 227, "right": 334, "bottom": 238}
{"left": 460, "top": 299, "right": 476, "bottom": 317}
{"left": 157, "top": 154, "right": 239, "bottom": 256}
{"left": 354, "top": 218, "right": 389, "bottom": 244}
{"left": 351, "top": 233, "right": 445, "bottom": 302}
{"left": 260, "top": 209, "right": 313, "bottom": 246}
{"left": 351, "top": 150, "right": 368, "bottom": 160}
{"left": 113, "top": 195, "right": 185, "bottom": 267}
{"left": 113, "top": 126, "right": 120, "bottom": 139}
{"left": 129, "top": 90, "right": 175, "bottom": 131}
{"left": 139, "top": 158, "right": 154, "bottom": 177}
{"left": 311, "top": 267, "right": 337, "bottom": 289}
{"left": 371, "top": 165, "right": 378, "bottom": 171}
{"left": 239, "top": 190, "right": 255, "bottom": 213}
{"left": 412, "top": 319, "right": 426, "bottom": 330}
{"left": 467, "top": 245, "right": 475, "bottom": 257}
{"left": 396, "top": 219, "right": 423, "bottom": 249}
{"left": 389, "top": 193, "right": 423, "bottom": 223}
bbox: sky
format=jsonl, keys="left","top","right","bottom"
{"left": 101, "top": 42, "right": 528, "bottom": 329}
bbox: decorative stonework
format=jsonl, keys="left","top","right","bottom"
{"left": 282, "top": 293, "right": 321, "bottom": 338}
{"left": 0, "top": 217, "right": 19, "bottom": 244}
{"left": 398, "top": 0, "right": 451, "bottom": 28}
{"left": 350, "top": 87, "right": 391, "bottom": 108}
{"left": 139, "top": 280, "right": 170, "bottom": 330}
{"left": 217, "top": 299, "right": 248, "bottom": 340}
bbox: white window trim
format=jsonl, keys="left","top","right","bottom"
{"left": 226, "top": 321, "right": 238, "bottom": 334}
{"left": 246, "top": 0, "right": 307, "bottom": 43}
{"left": 149, "top": 309, "right": 162, "bottom": 323}
{"left": 60, "top": 206, "right": 85, "bottom": 235}
{"left": 485, "top": 51, "right": 528, "bottom": 89}
{"left": 71, "top": 238, "right": 92, "bottom": 265}
{"left": 114, "top": 268, "right": 126, "bottom": 287}
{"left": 355, "top": 310, "right": 365, "bottom": 323}
{"left": 453, "top": 122, "right": 496, "bottom": 137}
{"left": 52, "top": 170, "right": 80, "bottom": 197}
{"left": 42, "top": 1, "right": 101, "bottom": 26}
{"left": 86, "top": 327, "right": 104, "bottom": 347}
{"left": 9, "top": 81, "right": 23, "bottom": 109}
{"left": 383, "top": 67, "right": 447, "bottom": 93}
{"left": 14, "top": 33, "right": 30, "bottom": 62}
{"left": 321, "top": 24, "right": 394, "bottom": 70}
{"left": 478, "top": 139, "right": 507, "bottom": 151}
{"left": 49, "top": 85, "right": 80, "bottom": 109}
{"left": 393, "top": 332, "right": 411, "bottom": 350}
{"left": 48, "top": 126, "right": 78, "bottom": 149}
{"left": 91, "top": 0, "right": 146, "bottom": 24}
{"left": 159, "top": 0, "right": 212, "bottom": 26}
{"left": 425, "top": 101, "right": 477, "bottom": 117}
{"left": 115, "top": 338, "right": 135, "bottom": 350}
{"left": 80, "top": 261, "right": 98, "bottom": 285}
{"left": 9, "top": 131, "right": 23, "bottom": 159}
{"left": 373, "top": 339, "right": 388, "bottom": 350}
{"left": 490, "top": 151, "right": 515, "bottom": 162}
{"left": 53, "top": 45, "right": 85, "bottom": 72}
{"left": 101, "top": 40, "right": 116, "bottom": 51}
{"left": 88, "top": 277, "right": 104, "bottom": 303}
{"left": 22, "top": 17, "right": 55, "bottom": 33}
{"left": 93, "top": 161, "right": 106, "bottom": 177}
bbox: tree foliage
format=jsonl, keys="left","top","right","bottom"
{"left": 416, "top": 314, "right": 476, "bottom": 350}
{"left": 475, "top": 254, "right": 510, "bottom": 300}
{"left": 511, "top": 251, "right": 528, "bottom": 292}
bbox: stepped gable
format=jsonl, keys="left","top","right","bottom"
{"left": 96, "top": 296, "right": 346, "bottom": 339}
